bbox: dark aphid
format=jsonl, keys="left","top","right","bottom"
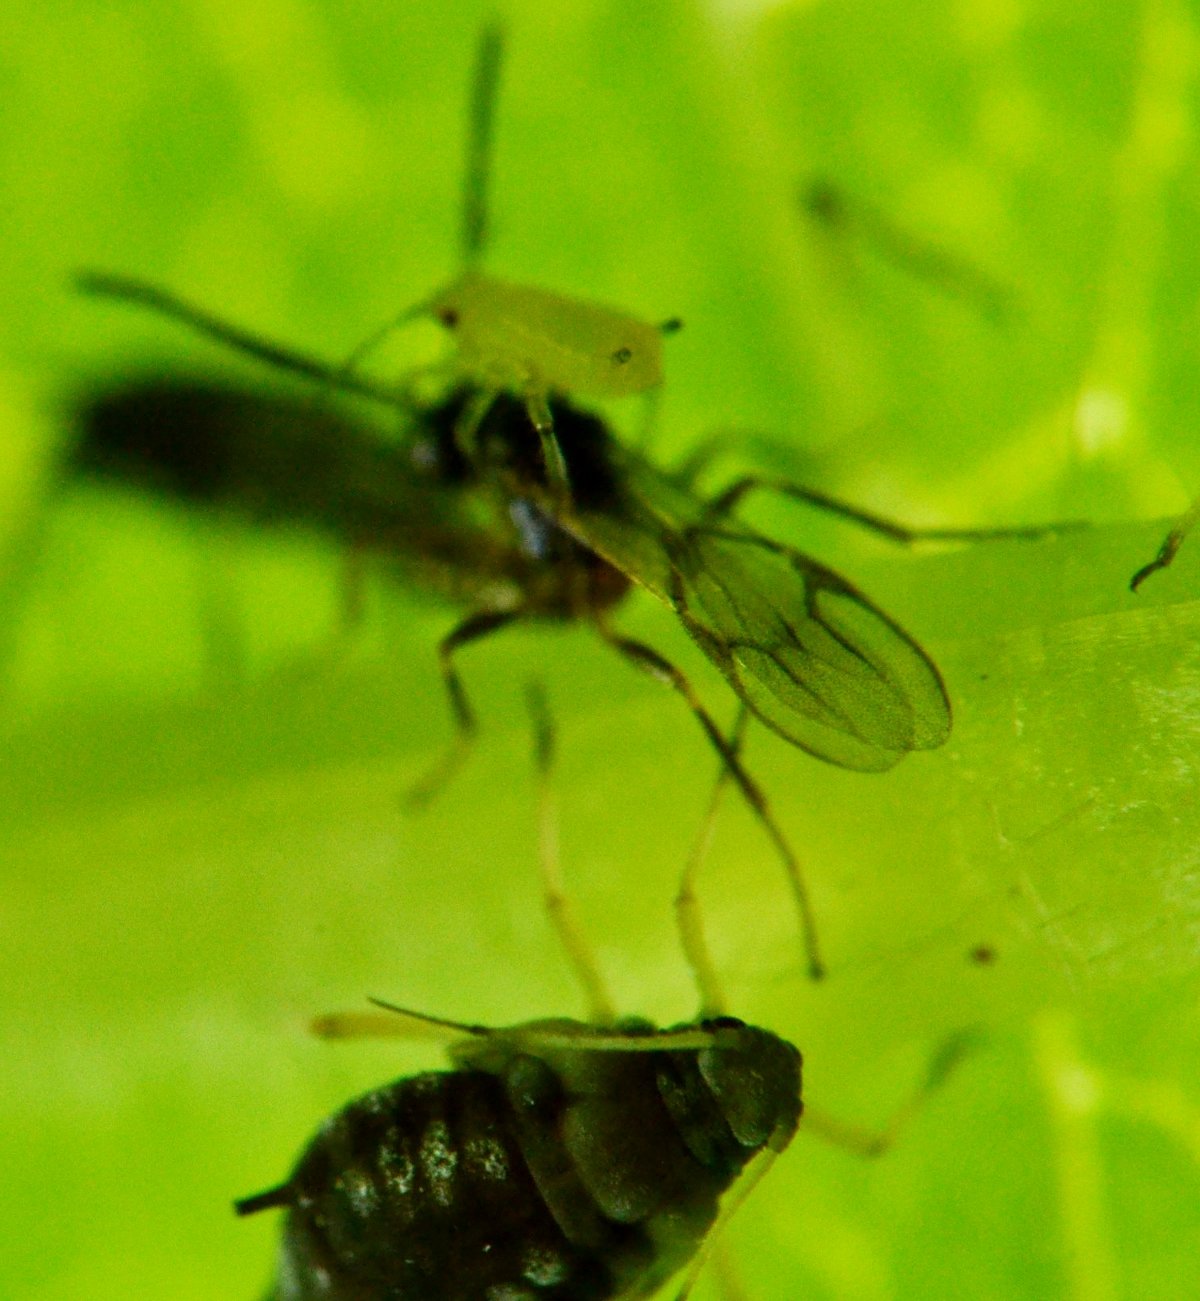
{"left": 235, "top": 1012, "right": 800, "bottom": 1301}
{"left": 235, "top": 701, "right": 801, "bottom": 1301}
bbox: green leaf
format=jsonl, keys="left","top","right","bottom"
{"left": 3, "top": 1, "right": 1199, "bottom": 1297}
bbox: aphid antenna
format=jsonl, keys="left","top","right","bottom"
{"left": 519, "top": 1024, "right": 730, "bottom": 1053}
{"left": 329, "top": 21, "right": 505, "bottom": 385}
{"left": 316, "top": 998, "right": 730, "bottom": 1055}
{"left": 311, "top": 1000, "right": 490, "bottom": 1043}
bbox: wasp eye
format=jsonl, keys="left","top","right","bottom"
{"left": 611, "top": 346, "right": 633, "bottom": 365}
{"left": 438, "top": 307, "right": 460, "bottom": 328}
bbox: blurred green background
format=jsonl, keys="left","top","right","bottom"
{"left": 3, "top": 0, "right": 1200, "bottom": 1296}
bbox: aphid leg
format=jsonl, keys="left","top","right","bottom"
{"left": 525, "top": 682, "right": 618, "bottom": 1024}
{"left": 1130, "top": 495, "right": 1200, "bottom": 591}
{"left": 521, "top": 383, "right": 573, "bottom": 501}
{"left": 703, "top": 475, "right": 1083, "bottom": 545}
{"left": 451, "top": 384, "right": 502, "bottom": 464}
{"left": 804, "top": 1028, "right": 981, "bottom": 1158}
{"left": 404, "top": 607, "right": 520, "bottom": 809}
{"left": 674, "top": 1140, "right": 791, "bottom": 1301}
{"left": 598, "top": 624, "right": 825, "bottom": 981}
{"left": 335, "top": 301, "right": 430, "bottom": 379}
{"left": 74, "top": 273, "right": 403, "bottom": 410}
{"left": 675, "top": 704, "right": 751, "bottom": 1019}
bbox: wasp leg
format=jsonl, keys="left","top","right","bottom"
{"left": 1130, "top": 496, "right": 1200, "bottom": 591}
{"left": 703, "top": 475, "right": 1083, "bottom": 545}
{"left": 404, "top": 607, "right": 521, "bottom": 810}
{"left": 597, "top": 625, "right": 825, "bottom": 982}
{"left": 675, "top": 703, "right": 750, "bottom": 1019}
{"left": 74, "top": 273, "right": 402, "bottom": 410}
{"left": 525, "top": 682, "right": 617, "bottom": 1024}
{"left": 804, "top": 1029, "right": 982, "bottom": 1158}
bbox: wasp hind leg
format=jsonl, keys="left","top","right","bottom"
{"left": 597, "top": 624, "right": 824, "bottom": 982}
{"left": 404, "top": 607, "right": 520, "bottom": 809}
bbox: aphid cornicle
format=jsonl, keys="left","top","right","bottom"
{"left": 235, "top": 700, "right": 803, "bottom": 1301}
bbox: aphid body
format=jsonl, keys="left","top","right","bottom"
{"left": 428, "top": 272, "right": 666, "bottom": 399}
{"left": 238, "top": 1013, "right": 800, "bottom": 1300}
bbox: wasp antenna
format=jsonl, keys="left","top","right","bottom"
{"left": 462, "top": 19, "right": 506, "bottom": 269}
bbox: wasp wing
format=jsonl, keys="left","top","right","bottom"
{"left": 556, "top": 443, "right": 951, "bottom": 772}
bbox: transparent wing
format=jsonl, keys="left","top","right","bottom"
{"left": 557, "top": 444, "right": 951, "bottom": 772}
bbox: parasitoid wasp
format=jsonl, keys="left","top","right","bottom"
{"left": 75, "top": 25, "right": 1045, "bottom": 979}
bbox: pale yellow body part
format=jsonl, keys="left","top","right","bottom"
{"left": 426, "top": 271, "right": 666, "bottom": 399}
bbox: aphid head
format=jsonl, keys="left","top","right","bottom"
{"left": 698, "top": 1021, "right": 802, "bottom": 1152}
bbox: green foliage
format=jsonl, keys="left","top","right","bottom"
{"left": 3, "top": 0, "right": 1199, "bottom": 1297}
